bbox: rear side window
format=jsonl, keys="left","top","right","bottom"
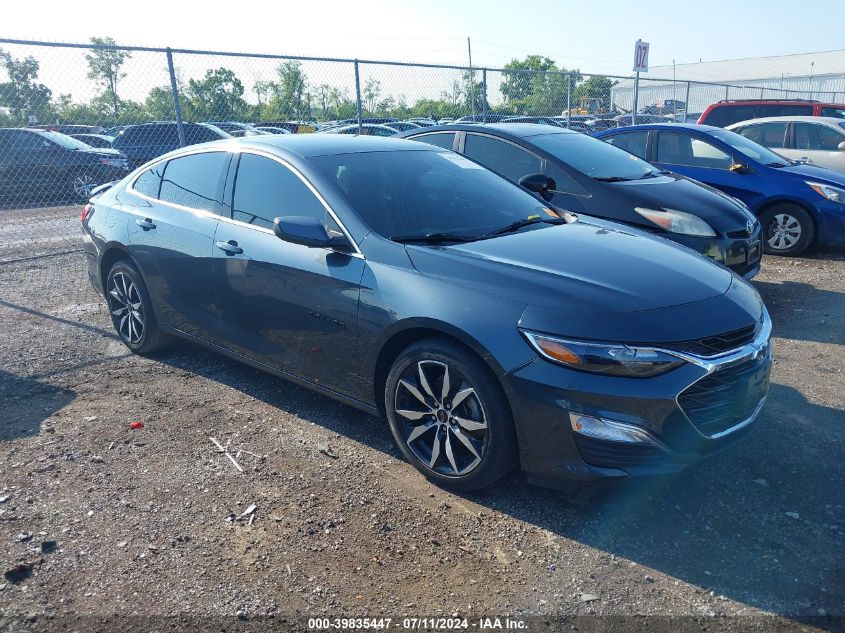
{"left": 702, "top": 105, "right": 756, "bottom": 128}
{"left": 736, "top": 122, "right": 788, "bottom": 148}
{"left": 411, "top": 132, "right": 456, "bottom": 150}
{"left": 755, "top": 104, "right": 812, "bottom": 118}
{"left": 232, "top": 153, "right": 327, "bottom": 230}
{"left": 463, "top": 134, "right": 542, "bottom": 182}
{"left": 132, "top": 162, "right": 167, "bottom": 198}
{"left": 820, "top": 107, "right": 845, "bottom": 120}
{"left": 603, "top": 131, "right": 648, "bottom": 159}
{"left": 159, "top": 152, "right": 227, "bottom": 213}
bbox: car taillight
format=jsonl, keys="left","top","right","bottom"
{"left": 81, "top": 203, "right": 93, "bottom": 223}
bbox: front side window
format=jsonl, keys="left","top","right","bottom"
{"left": 657, "top": 132, "right": 732, "bottom": 169}
{"left": 232, "top": 153, "right": 327, "bottom": 230}
{"left": 544, "top": 163, "right": 588, "bottom": 196}
{"left": 311, "top": 149, "right": 550, "bottom": 239}
{"left": 410, "top": 132, "right": 455, "bottom": 150}
{"left": 602, "top": 131, "right": 648, "bottom": 159}
{"left": 159, "top": 152, "right": 227, "bottom": 213}
{"left": 463, "top": 134, "right": 542, "bottom": 182}
{"left": 794, "top": 123, "right": 845, "bottom": 151}
{"left": 736, "top": 122, "right": 788, "bottom": 149}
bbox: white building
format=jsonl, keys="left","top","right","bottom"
{"left": 610, "top": 49, "right": 845, "bottom": 115}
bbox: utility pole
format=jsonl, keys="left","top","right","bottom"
{"left": 467, "top": 37, "right": 476, "bottom": 121}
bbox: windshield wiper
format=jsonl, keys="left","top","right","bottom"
{"left": 766, "top": 162, "right": 788, "bottom": 168}
{"left": 594, "top": 176, "right": 632, "bottom": 182}
{"left": 481, "top": 216, "right": 565, "bottom": 239}
{"left": 638, "top": 169, "right": 668, "bottom": 179}
{"left": 390, "top": 232, "right": 478, "bottom": 244}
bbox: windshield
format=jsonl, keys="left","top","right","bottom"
{"left": 709, "top": 129, "right": 788, "bottom": 165}
{"left": 311, "top": 149, "right": 552, "bottom": 239}
{"left": 38, "top": 130, "right": 95, "bottom": 150}
{"left": 530, "top": 132, "right": 656, "bottom": 180}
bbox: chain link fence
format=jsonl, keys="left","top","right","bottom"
{"left": 1, "top": 37, "right": 844, "bottom": 270}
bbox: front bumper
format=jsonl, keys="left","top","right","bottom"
{"left": 667, "top": 228, "right": 763, "bottom": 280}
{"left": 504, "top": 312, "right": 772, "bottom": 487}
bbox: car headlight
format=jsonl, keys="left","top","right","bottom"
{"left": 634, "top": 207, "right": 716, "bottom": 237}
{"left": 522, "top": 331, "right": 685, "bottom": 378}
{"left": 807, "top": 181, "right": 845, "bottom": 203}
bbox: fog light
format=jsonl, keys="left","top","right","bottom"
{"left": 569, "top": 413, "right": 666, "bottom": 448}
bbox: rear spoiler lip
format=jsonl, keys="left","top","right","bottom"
{"left": 89, "top": 180, "right": 118, "bottom": 199}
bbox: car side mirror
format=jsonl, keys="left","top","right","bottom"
{"left": 838, "top": 141, "right": 845, "bottom": 151}
{"left": 729, "top": 163, "right": 750, "bottom": 174}
{"left": 273, "top": 216, "right": 352, "bottom": 251}
{"left": 519, "top": 173, "right": 556, "bottom": 200}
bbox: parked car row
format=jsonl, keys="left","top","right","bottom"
{"left": 82, "top": 133, "right": 774, "bottom": 491}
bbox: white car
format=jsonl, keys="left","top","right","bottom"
{"left": 727, "top": 116, "right": 845, "bottom": 174}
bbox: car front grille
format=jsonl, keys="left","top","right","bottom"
{"left": 678, "top": 355, "right": 770, "bottom": 438}
{"left": 665, "top": 324, "right": 757, "bottom": 357}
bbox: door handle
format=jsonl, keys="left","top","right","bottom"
{"left": 215, "top": 239, "right": 243, "bottom": 255}
{"left": 135, "top": 218, "right": 156, "bottom": 230}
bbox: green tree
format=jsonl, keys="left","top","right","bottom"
{"left": 184, "top": 67, "right": 247, "bottom": 120}
{"left": 144, "top": 86, "right": 176, "bottom": 120}
{"left": 501, "top": 55, "right": 556, "bottom": 102}
{"left": 266, "top": 60, "right": 309, "bottom": 119}
{"left": 85, "top": 36, "right": 131, "bottom": 117}
{"left": 0, "top": 49, "right": 54, "bottom": 124}
{"left": 362, "top": 78, "right": 381, "bottom": 114}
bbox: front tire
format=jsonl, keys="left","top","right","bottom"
{"left": 384, "top": 338, "right": 517, "bottom": 491}
{"left": 759, "top": 204, "right": 814, "bottom": 256}
{"left": 105, "top": 261, "right": 169, "bottom": 354}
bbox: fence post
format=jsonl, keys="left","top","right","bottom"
{"left": 482, "top": 68, "right": 488, "bottom": 122}
{"left": 353, "top": 60, "right": 363, "bottom": 133}
{"left": 684, "top": 81, "right": 691, "bottom": 121}
{"left": 166, "top": 48, "right": 186, "bottom": 148}
{"left": 632, "top": 71, "right": 640, "bottom": 125}
{"left": 725, "top": 85, "right": 729, "bottom": 100}
{"left": 565, "top": 72, "right": 572, "bottom": 128}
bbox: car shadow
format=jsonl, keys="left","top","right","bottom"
{"left": 753, "top": 279, "right": 844, "bottom": 345}
{"left": 0, "top": 370, "right": 76, "bottom": 441}
{"left": 151, "top": 342, "right": 843, "bottom": 619}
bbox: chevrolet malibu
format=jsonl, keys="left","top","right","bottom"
{"left": 82, "top": 135, "right": 772, "bottom": 491}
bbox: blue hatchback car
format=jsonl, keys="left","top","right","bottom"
{"left": 595, "top": 123, "right": 845, "bottom": 256}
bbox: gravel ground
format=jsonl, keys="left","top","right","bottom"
{"left": 0, "top": 211, "right": 842, "bottom": 632}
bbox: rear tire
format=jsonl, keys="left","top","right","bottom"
{"left": 759, "top": 204, "right": 814, "bottom": 256}
{"left": 71, "top": 170, "right": 98, "bottom": 202}
{"left": 105, "top": 261, "right": 170, "bottom": 354}
{"left": 384, "top": 338, "right": 517, "bottom": 491}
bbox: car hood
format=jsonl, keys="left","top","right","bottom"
{"left": 406, "top": 220, "right": 733, "bottom": 315}
{"left": 775, "top": 162, "right": 845, "bottom": 186}
{"left": 607, "top": 173, "right": 752, "bottom": 230}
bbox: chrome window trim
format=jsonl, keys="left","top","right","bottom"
{"left": 125, "top": 144, "right": 364, "bottom": 259}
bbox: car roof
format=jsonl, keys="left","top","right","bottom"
{"left": 598, "top": 123, "right": 723, "bottom": 133}
{"left": 726, "top": 116, "right": 845, "bottom": 128}
{"left": 233, "top": 133, "right": 434, "bottom": 157}
{"left": 398, "top": 122, "right": 577, "bottom": 140}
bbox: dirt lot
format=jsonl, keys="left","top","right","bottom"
{"left": 0, "top": 208, "right": 842, "bottom": 632}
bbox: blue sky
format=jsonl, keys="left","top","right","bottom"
{"left": 5, "top": 0, "right": 843, "bottom": 75}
